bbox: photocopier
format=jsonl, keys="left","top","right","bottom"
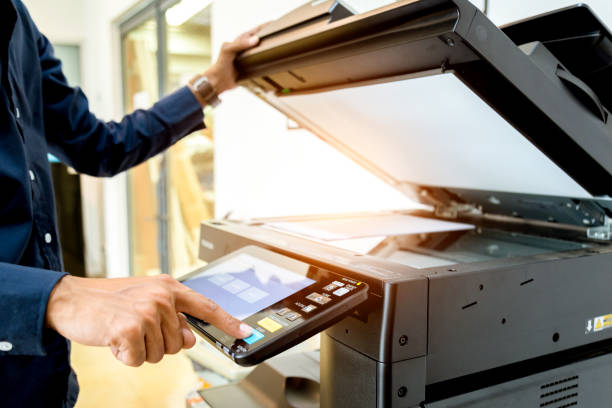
{"left": 195, "top": 0, "right": 612, "bottom": 406}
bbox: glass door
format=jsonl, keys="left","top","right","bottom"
{"left": 120, "top": 1, "right": 214, "bottom": 277}
{"left": 122, "top": 17, "right": 161, "bottom": 276}
{"left": 165, "top": 5, "right": 213, "bottom": 277}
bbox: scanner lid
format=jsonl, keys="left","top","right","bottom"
{"left": 236, "top": 0, "right": 612, "bottom": 228}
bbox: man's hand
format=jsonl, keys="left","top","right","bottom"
{"left": 46, "top": 274, "right": 252, "bottom": 367}
{"left": 190, "top": 26, "right": 262, "bottom": 105}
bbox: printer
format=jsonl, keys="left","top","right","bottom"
{"left": 196, "top": 0, "right": 612, "bottom": 406}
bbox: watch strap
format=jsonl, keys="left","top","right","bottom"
{"left": 193, "top": 76, "right": 221, "bottom": 108}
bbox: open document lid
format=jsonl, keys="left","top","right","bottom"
{"left": 235, "top": 0, "right": 612, "bottom": 229}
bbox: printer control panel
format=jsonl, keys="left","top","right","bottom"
{"left": 181, "top": 246, "right": 368, "bottom": 366}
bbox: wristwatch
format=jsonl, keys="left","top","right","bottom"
{"left": 193, "top": 75, "right": 221, "bottom": 108}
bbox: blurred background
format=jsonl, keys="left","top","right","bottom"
{"left": 21, "top": 0, "right": 612, "bottom": 406}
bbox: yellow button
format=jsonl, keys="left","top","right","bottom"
{"left": 257, "top": 317, "right": 283, "bottom": 333}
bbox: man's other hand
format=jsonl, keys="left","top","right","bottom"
{"left": 45, "top": 274, "right": 252, "bottom": 367}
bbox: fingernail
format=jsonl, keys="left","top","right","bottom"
{"left": 182, "top": 328, "right": 195, "bottom": 346}
{"left": 249, "top": 36, "right": 259, "bottom": 46}
{"left": 239, "top": 323, "right": 252, "bottom": 337}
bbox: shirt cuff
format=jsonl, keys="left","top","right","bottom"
{"left": 0, "top": 263, "right": 68, "bottom": 356}
{"left": 154, "top": 86, "right": 206, "bottom": 144}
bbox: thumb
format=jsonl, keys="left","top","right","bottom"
{"left": 178, "top": 313, "right": 196, "bottom": 349}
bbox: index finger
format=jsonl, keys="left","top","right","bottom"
{"left": 173, "top": 286, "right": 252, "bottom": 339}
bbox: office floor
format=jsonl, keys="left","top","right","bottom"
{"left": 71, "top": 342, "right": 198, "bottom": 408}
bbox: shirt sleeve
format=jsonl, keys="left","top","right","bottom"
{"left": 0, "top": 263, "right": 67, "bottom": 356}
{"left": 37, "top": 32, "right": 205, "bottom": 177}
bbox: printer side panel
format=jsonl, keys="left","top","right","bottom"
{"left": 321, "top": 333, "right": 427, "bottom": 408}
{"left": 426, "top": 251, "right": 612, "bottom": 388}
{"left": 322, "top": 278, "right": 429, "bottom": 407}
{"left": 325, "top": 278, "right": 428, "bottom": 362}
{"left": 425, "top": 350, "right": 612, "bottom": 407}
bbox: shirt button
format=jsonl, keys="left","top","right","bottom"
{"left": 44, "top": 233, "right": 53, "bottom": 244}
{"left": 0, "top": 341, "right": 13, "bottom": 352}
{"left": 29, "top": 170, "right": 35, "bottom": 181}
{"left": 15, "top": 107, "right": 20, "bottom": 119}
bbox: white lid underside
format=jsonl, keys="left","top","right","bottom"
{"left": 281, "top": 73, "right": 592, "bottom": 199}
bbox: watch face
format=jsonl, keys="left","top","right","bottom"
{"left": 194, "top": 75, "right": 211, "bottom": 89}
{"left": 195, "top": 76, "right": 217, "bottom": 105}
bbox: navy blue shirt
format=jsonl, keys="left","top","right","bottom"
{"left": 0, "top": 1, "right": 205, "bottom": 406}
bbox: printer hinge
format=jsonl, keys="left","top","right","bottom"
{"left": 415, "top": 187, "right": 482, "bottom": 219}
{"left": 434, "top": 202, "right": 482, "bottom": 219}
{"left": 587, "top": 216, "right": 612, "bottom": 241}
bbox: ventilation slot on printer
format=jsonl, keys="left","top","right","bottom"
{"left": 539, "top": 375, "right": 579, "bottom": 408}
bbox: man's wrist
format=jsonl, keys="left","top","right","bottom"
{"left": 189, "top": 72, "right": 221, "bottom": 108}
{"left": 45, "top": 275, "right": 76, "bottom": 331}
{"left": 202, "top": 69, "right": 221, "bottom": 93}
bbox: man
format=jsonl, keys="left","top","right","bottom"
{"left": 1, "top": 1, "right": 258, "bottom": 406}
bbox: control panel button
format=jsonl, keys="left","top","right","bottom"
{"left": 306, "top": 292, "right": 331, "bottom": 305}
{"left": 333, "top": 287, "right": 350, "bottom": 297}
{"left": 243, "top": 329, "right": 265, "bottom": 345}
{"left": 276, "top": 307, "right": 292, "bottom": 316}
{"left": 301, "top": 305, "right": 317, "bottom": 313}
{"left": 257, "top": 317, "right": 283, "bottom": 333}
{"left": 323, "top": 283, "right": 338, "bottom": 292}
{"left": 285, "top": 312, "right": 301, "bottom": 321}
{"left": 332, "top": 281, "right": 345, "bottom": 287}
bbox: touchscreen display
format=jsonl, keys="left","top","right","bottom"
{"left": 182, "top": 253, "right": 316, "bottom": 320}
